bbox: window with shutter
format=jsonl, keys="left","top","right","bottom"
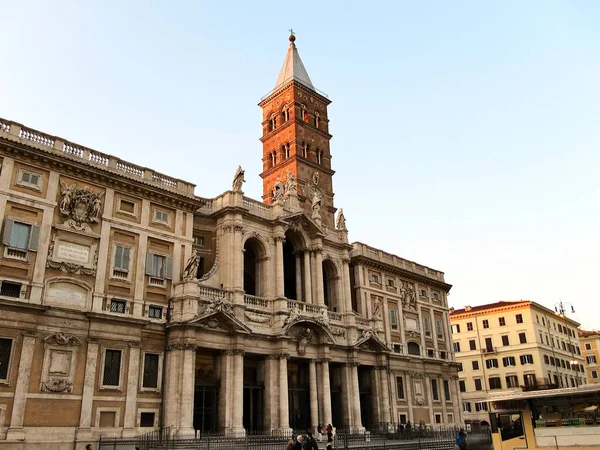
{"left": 102, "top": 349, "right": 122, "bottom": 387}
{"left": 142, "top": 353, "right": 160, "bottom": 389}
{"left": 0, "top": 338, "right": 14, "bottom": 382}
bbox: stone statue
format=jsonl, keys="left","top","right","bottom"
{"left": 401, "top": 282, "right": 417, "bottom": 310}
{"left": 284, "top": 169, "right": 297, "bottom": 197}
{"left": 285, "top": 303, "right": 301, "bottom": 325}
{"left": 318, "top": 308, "right": 330, "bottom": 327}
{"left": 272, "top": 177, "right": 285, "bottom": 202}
{"left": 58, "top": 181, "right": 104, "bottom": 231}
{"left": 336, "top": 208, "right": 347, "bottom": 231}
{"left": 232, "top": 165, "right": 245, "bottom": 192}
{"left": 183, "top": 250, "right": 201, "bottom": 280}
{"left": 311, "top": 191, "right": 322, "bottom": 217}
{"left": 372, "top": 297, "right": 381, "bottom": 319}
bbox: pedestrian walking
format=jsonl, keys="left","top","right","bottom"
{"left": 455, "top": 429, "right": 467, "bottom": 450}
{"left": 317, "top": 424, "right": 323, "bottom": 442}
{"left": 306, "top": 432, "right": 319, "bottom": 450}
{"left": 295, "top": 434, "right": 304, "bottom": 450}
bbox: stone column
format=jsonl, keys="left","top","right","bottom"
{"left": 425, "top": 375, "right": 435, "bottom": 425}
{"left": 230, "top": 350, "right": 245, "bottom": 436}
{"left": 452, "top": 377, "right": 462, "bottom": 425}
{"left": 263, "top": 356, "right": 278, "bottom": 431}
{"left": 405, "top": 373, "right": 414, "bottom": 424}
{"left": 341, "top": 256, "right": 352, "bottom": 314}
{"left": 303, "top": 250, "right": 313, "bottom": 304}
{"left": 440, "top": 377, "right": 448, "bottom": 425}
{"left": 295, "top": 253, "right": 303, "bottom": 302}
{"left": 77, "top": 339, "right": 99, "bottom": 442}
{"left": 218, "top": 351, "right": 233, "bottom": 431}
{"left": 123, "top": 342, "right": 142, "bottom": 436}
{"left": 164, "top": 345, "right": 182, "bottom": 429}
{"left": 274, "top": 235, "right": 285, "bottom": 298}
{"left": 379, "top": 366, "right": 391, "bottom": 424}
{"left": 314, "top": 248, "right": 325, "bottom": 306}
{"left": 233, "top": 225, "right": 244, "bottom": 292}
{"left": 6, "top": 331, "right": 37, "bottom": 440}
{"left": 310, "top": 250, "right": 318, "bottom": 304}
{"left": 309, "top": 360, "right": 319, "bottom": 431}
{"left": 179, "top": 344, "right": 196, "bottom": 437}
{"left": 278, "top": 354, "right": 291, "bottom": 432}
{"left": 349, "top": 364, "right": 363, "bottom": 433}
{"left": 321, "top": 360, "right": 332, "bottom": 428}
{"left": 340, "top": 364, "right": 354, "bottom": 429}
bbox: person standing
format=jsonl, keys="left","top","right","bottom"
{"left": 326, "top": 423, "right": 333, "bottom": 442}
{"left": 405, "top": 421, "right": 412, "bottom": 439}
{"left": 85, "top": 445, "right": 92, "bottom": 450}
{"left": 307, "top": 432, "right": 319, "bottom": 450}
{"left": 456, "top": 429, "right": 467, "bottom": 450}
{"left": 295, "top": 434, "right": 304, "bottom": 450}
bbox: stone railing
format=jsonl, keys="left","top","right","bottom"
{"left": 355, "top": 316, "right": 370, "bottom": 327}
{"left": 198, "top": 285, "right": 228, "bottom": 300}
{"left": 328, "top": 311, "right": 342, "bottom": 321}
{"left": 287, "top": 299, "right": 326, "bottom": 316}
{"left": 244, "top": 294, "right": 269, "bottom": 309}
{"left": 243, "top": 196, "right": 272, "bottom": 219}
{"left": 0, "top": 118, "right": 196, "bottom": 197}
{"left": 351, "top": 242, "right": 446, "bottom": 282}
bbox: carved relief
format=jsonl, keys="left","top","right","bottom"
{"left": 331, "top": 327, "right": 346, "bottom": 338}
{"left": 41, "top": 378, "right": 73, "bottom": 393}
{"left": 296, "top": 328, "right": 314, "bottom": 356}
{"left": 58, "top": 181, "right": 104, "bottom": 231}
{"left": 40, "top": 334, "right": 81, "bottom": 394}
{"left": 44, "top": 332, "right": 82, "bottom": 347}
{"left": 284, "top": 303, "right": 301, "bottom": 326}
{"left": 272, "top": 177, "right": 285, "bottom": 202}
{"left": 244, "top": 311, "right": 271, "bottom": 325}
{"left": 400, "top": 281, "right": 417, "bottom": 310}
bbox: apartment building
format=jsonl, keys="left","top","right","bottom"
{"left": 450, "top": 300, "right": 586, "bottom": 424}
{"left": 579, "top": 330, "right": 600, "bottom": 384}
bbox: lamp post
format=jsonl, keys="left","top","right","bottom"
{"left": 554, "top": 301, "right": 580, "bottom": 387}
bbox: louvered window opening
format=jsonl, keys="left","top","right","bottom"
{"left": 0, "top": 282, "right": 21, "bottom": 298}
{"left": 143, "top": 353, "right": 159, "bottom": 388}
{"left": 103, "top": 349, "right": 121, "bottom": 386}
{"left": 110, "top": 300, "right": 126, "bottom": 313}
{"left": 148, "top": 306, "right": 162, "bottom": 319}
{"left": 0, "top": 338, "right": 13, "bottom": 380}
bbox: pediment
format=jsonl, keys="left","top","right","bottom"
{"left": 354, "top": 331, "right": 391, "bottom": 353}
{"left": 189, "top": 310, "right": 251, "bottom": 334}
{"left": 284, "top": 212, "right": 325, "bottom": 237}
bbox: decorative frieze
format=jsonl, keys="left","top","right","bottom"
{"left": 167, "top": 343, "right": 196, "bottom": 351}
{"left": 43, "top": 332, "right": 82, "bottom": 347}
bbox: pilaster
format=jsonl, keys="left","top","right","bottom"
{"left": 303, "top": 250, "right": 313, "bottom": 304}
{"left": 274, "top": 234, "right": 285, "bottom": 298}
{"left": 122, "top": 342, "right": 142, "bottom": 436}
{"left": 314, "top": 246, "right": 325, "bottom": 306}
{"left": 76, "top": 339, "right": 99, "bottom": 442}
{"left": 229, "top": 349, "right": 245, "bottom": 437}
{"left": 309, "top": 359, "right": 318, "bottom": 431}
{"left": 378, "top": 365, "right": 391, "bottom": 424}
{"left": 278, "top": 353, "right": 291, "bottom": 433}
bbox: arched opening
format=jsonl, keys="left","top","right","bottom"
{"left": 243, "top": 237, "right": 266, "bottom": 297}
{"left": 269, "top": 114, "right": 277, "bottom": 131}
{"left": 407, "top": 342, "right": 421, "bottom": 356}
{"left": 283, "top": 230, "right": 304, "bottom": 300}
{"left": 322, "top": 259, "right": 339, "bottom": 311}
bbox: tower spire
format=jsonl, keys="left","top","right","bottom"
{"left": 274, "top": 32, "right": 314, "bottom": 90}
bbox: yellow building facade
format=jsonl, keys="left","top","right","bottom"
{"left": 579, "top": 330, "right": 600, "bottom": 384}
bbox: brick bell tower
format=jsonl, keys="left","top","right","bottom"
{"left": 258, "top": 32, "right": 336, "bottom": 227}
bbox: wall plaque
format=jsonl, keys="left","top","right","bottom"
{"left": 405, "top": 318, "right": 418, "bottom": 331}
{"left": 56, "top": 241, "right": 90, "bottom": 264}
{"left": 46, "top": 282, "right": 87, "bottom": 308}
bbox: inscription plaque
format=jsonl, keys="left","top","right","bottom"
{"left": 56, "top": 241, "right": 90, "bottom": 264}
{"left": 46, "top": 282, "right": 87, "bottom": 308}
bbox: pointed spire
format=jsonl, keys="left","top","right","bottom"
{"left": 274, "top": 32, "right": 315, "bottom": 90}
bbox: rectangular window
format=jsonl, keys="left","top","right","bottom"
{"left": 474, "top": 379, "right": 483, "bottom": 391}
{"left": 506, "top": 375, "right": 519, "bottom": 388}
{"left": 393, "top": 344, "right": 402, "bottom": 353}
{"left": 457, "top": 362, "right": 463, "bottom": 372}
{"left": 475, "top": 402, "right": 489, "bottom": 412}
{"left": 452, "top": 324, "right": 460, "bottom": 334}
{"left": 469, "top": 340, "right": 476, "bottom": 351}
{"left": 489, "top": 377, "right": 502, "bottom": 390}
{"left": 109, "top": 299, "right": 126, "bottom": 314}
{"left": 587, "top": 355, "right": 597, "bottom": 364}
{"left": 389, "top": 309, "right": 398, "bottom": 330}
{"left": 3, "top": 220, "right": 35, "bottom": 251}
{"left": 431, "top": 379, "right": 439, "bottom": 401}
{"left": 520, "top": 354, "right": 534, "bottom": 365}
{"left": 486, "top": 358, "right": 499, "bottom": 369}
{"left": 463, "top": 402, "right": 472, "bottom": 412}
{"left": 585, "top": 343, "right": 592, "bottom": 350}
{"left": 485, "top": 337, "right": 493, "bottom": 352}
{"left": 117, "top": 199, "right": 136, "bottom": 215}
{"left": 544, "top": 355, "right": 549, "bottom": 365}
{"left": 423, "top": 316, "right": 431, "bottom": 336}
{"left": 435, "top": 413, "right": 442, "bottom": 424}
{"left": 153, "top": 209, "right": 170, "bottom": 224}
{"left": 524, "top": 373, "right": 537, "bottom": 386}
{"left": 140, "top": 412, "right": 155, "bottom": 427}
{"left": 550, "top": 357, "right": 555, "bottom": 366}
{"left": 386, "top": 278, "right": 396, "bottom": 288}
{"left": 0, "top": 337, "right": 14, "bottom": 381}
{"left": 459, "top": 380, "right": 466, "bottom": 392}
{"left": 396, "top": 376, "right": 405, "bottom": 399}
{"left": 427, "top": 348, "right": 435, "bottom": 358}
{"left": 499, "top": 317, "right": 506, "bottom": 326}
{"left": 472, "top": 360, "right": 479, "bottom": 370}
{"left": 453, "top": 342, "right": 461, "bottom": 352}
{"left": 482, "top": 319, "right": 489, "bottom": 329}
{"left": 193, "top": 236, "right": 204, "bottom": 246}
{"left": 503, "top": 356, "right": 516, "bottom": 367}
{"left": 148, "top": 306, "right": 163, "bottom": 319}
{"left": 443, "top": 379, "right": 451, "bottom": 401}
{"left": 519, "top": 332, "right": 527, "bottom": 344}
{"left": 18, "top": 170, "right": 41, "bottom": 189}
{"left": 113, "top": 245, "right": 131, "bottom": 272}
{"left": 142, "top": 353, "right": 160, "bottom": 389}
{"left": 592, "top": 370, "right": 598, "bottom": 379}
{"left": 467, "top": 322, "right": 473, "bottom": 331}
{"left": 102, "top": 349, "right": 122, "bottom": 387}
{"left": 145, "top": 252, "right": 173, "bottom": 280}
{"left": 0, "top": 281, "right": 22, "bottom": 298}
{"left": 435, "top": 319, "right": 443, "bottom": 339}
{"left": 501, "top": 335, "right": 509, "bottom": 346}
{"left": 558, "top": 324, "right": 563, "bottom": 333}
{"left": 516, "top": 314, "right": 523, "bottom": 324}
{"left": 399, "top": 414, "right": 407, "bottom": 424}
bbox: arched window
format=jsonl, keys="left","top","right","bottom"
{"left": 407, "top": 342, "right": 421, "bottom": 356}
{"left": 300, "top": 105, "right": 306, "bottom": 121}
{"left": 301, "top": 143, "right": 308, "bottom": 158}
{"left": 284, "top": 144, "right": 290, "bottom": 159}
{"left": 271, "top": 151, "right": 276, "bottom": 166}
{"left": 282, "top": 105, "right": 290, "bottom": 122}
{"left": 315, "top": 112, "right": 320, "bottom": 128}
{"left": 270, "top": 114, "right": 277, "bottom": 131}
{"left": 316, "top": 149, "right": 322, "bottom": 165}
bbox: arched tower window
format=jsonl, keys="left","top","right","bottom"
{"left": 285, "top": 144, "right": 290, "bottom": 159}
{"left": 283, "top": 105, "right": 290, "bottom": 122}
{"left": 322, "top": 259, "right": 339, "bottom": 311}
{"left": 316, "top": 149, "right": 322, "bottom": 165}
{"left": 301, "top": 143, "right": 308, "bottom": 158}
{"left": 271, "top": 151, "right": 277, "bottom": 167}
{"left": 300, "top": 104, "right": 306, "bottom": 121}
{"left": 315, "top": 112, "right": 320, "bottom": 128}
{"left": 270, "top": 114, "right": 277, "bottom": 131}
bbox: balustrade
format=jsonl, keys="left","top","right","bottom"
{"left": 244, "top": 294, "right": 269, "bottom": 309}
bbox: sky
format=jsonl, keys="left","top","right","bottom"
{"left": 1, "top": 1, "right": 599, "bottom": 329}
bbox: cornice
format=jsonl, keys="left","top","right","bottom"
{"left": 351, "top": 255, "right": 452, "bottom": 292}
{"left": 258, "top": 80, "right": 331, "bottom": 107}
{"left": 0, "top": 140, "right": 204, "bottom": 212}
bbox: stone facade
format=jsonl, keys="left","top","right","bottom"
{"left": 0, "top": 37, "right": 458, "bottom": 449}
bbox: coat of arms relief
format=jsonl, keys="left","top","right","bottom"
{"left": 59, "top": 181, "right": 104, "bottom": 232}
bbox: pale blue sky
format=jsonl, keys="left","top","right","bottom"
{"left": 1, "top": 1, "right": 599, "bottom": 328}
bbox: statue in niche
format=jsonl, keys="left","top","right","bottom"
{"left": 406, "top": 283, "right": 417, "bottom": 309}
{"left": 183, "top": 250, "right": 201, "bottom": 280}
{"left": 58, "top": 181, "right": 104, "bottom": 231}
{"left": 232, "top": 165, "right": 245, "bottom": 192}
{"left": 311, "top": 190, "right": 322, "bottom": 217}
{"left": 336, "top": 208, "right": 347, "bottom": 231}
{"left": 272, "top": 177, "right": 285, "bottom": 202}
{"left": 372, "top": 297, "right": 381, "bottom": 319}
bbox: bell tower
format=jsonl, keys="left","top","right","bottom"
{"left": 258, "top": 33, "right": 336, "bottom": 227}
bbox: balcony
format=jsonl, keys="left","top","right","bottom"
{"left": 481, "top": 347, "right": 496, "bottom": 354}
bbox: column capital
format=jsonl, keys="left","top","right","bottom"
{"left": 222, "top": 224, "right": 233, "bottom": 233}
{"left": 315, "top": 357, "right": 332, "bottom": 364}
{"left": 341, "top": 256, "right": 351, "bottom": 264}
{"left": 128, "top": 341, "right": 142, "bottom": 348}
{"left": 86, "top": 337, "right": 99, "bottom": 345}
{"left": 346, "top": 361, "right": 360, "bottom": 367}
{"left": 233, "top": 225, "right": 244, "bottom": 233}
{"left": 21, "top": 330, "right": 38, "bottom": 338}
{"left": 225, "top": 349, "right": 245, "bottom": 356}
{"left": 273, "top": 234, "right": 286, "bottom": 243}
{"left": 167, "top": 343, "right": 196, "bottom": 352}
{"left": 275, "top": 353, "right": 290, "bottom": 360}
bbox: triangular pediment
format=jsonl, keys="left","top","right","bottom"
{"left": 354, "top": 331, "right": 391, "bottom": 353}
{"left": 189, "top": 309, "right": 251, "bottom": 334}
{"left": 285, "top": 212, "right": 325, "bottom": 237}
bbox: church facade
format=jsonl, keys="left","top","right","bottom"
{"left": 0, "top": 36, "right": 460, "bottom": 449}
